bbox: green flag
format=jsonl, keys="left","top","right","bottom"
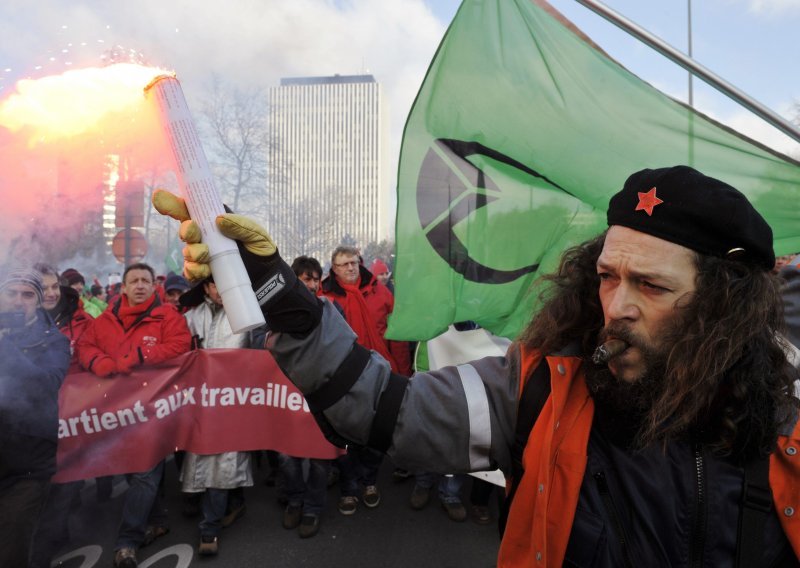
{"left": 389, "top": 0, "right": 800, "bottom": 342}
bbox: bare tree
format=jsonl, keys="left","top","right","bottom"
{"left": 197, "top": 77, "right": 271, "bottom": 216}
{"left": 266, "top": 182, "right": 353, "bottom": 264}
{"left": 362, "top": 239, "right": 395, "bottom": 271}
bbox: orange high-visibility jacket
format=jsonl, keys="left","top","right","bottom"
{"left": 498, "top": 348, "right": 800, "bottom": 567}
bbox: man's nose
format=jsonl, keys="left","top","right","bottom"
{"left": 605, "top": 284, "right": 639, "bottom": 321}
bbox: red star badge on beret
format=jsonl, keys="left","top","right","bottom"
{"left": 635, "top": 187, "right": 663, "bottom": 216}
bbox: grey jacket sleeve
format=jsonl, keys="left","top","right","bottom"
{"left": 267, "top": 299, "right": 520, "bottom": 475}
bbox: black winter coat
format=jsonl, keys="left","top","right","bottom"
{"left": 0, "top": 310, "right": 70, "bottom": 489}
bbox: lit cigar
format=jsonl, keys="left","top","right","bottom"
{"left": 592, "top": 339, "right": 628, "bottom": 365}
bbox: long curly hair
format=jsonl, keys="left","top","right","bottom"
{"left": 519, "top": 231, "right": 799, "bottom": 460}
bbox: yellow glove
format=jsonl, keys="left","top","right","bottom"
{"left": 152, "top": 190, "right": 278, "bottom": 282}
{"left": 153, "top": 189, "right": 321, "bottom": 336}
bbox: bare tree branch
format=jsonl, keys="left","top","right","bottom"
{"left": 197, "top": 76, "right": 271, "bottom": 216}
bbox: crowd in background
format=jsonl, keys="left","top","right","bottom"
{"left": 0, "top": 251, "right": 501, "bottom": 568}
{"left": 7, "top": 242, "right": 800, "bottom": 568}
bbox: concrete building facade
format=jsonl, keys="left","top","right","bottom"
{"left": 268, "top": 74, "right": 391, "bottom": 264}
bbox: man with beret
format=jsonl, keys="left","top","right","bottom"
{"left": 0, "top": 267, "right": 70, "bottom": 567}
{"left": 155, "top": 165, "right": 800, "bottom": 566}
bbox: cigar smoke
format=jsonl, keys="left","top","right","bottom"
{"left": 592, "top": 339, "right": 628, "bottom": 365}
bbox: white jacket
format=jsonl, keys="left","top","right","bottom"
{"left": 180, "top": 298, "right": 254, "bottom": 492}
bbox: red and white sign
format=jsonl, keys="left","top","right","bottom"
{"left": 54, "top": 349, "right": 341, "bottom": 483}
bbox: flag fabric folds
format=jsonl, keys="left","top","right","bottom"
{"left": 389, "top": 0, "right": 800, "bottom": 341}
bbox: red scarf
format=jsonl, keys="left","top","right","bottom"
{"left": 338, "top": 278, "right": 397, "bottom": 370}
{"left": 116, "top": 294, "right": 156, "bottom": 330}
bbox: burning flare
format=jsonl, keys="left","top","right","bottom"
{"left": 0, "top": 63, "right": 171, "bottom": 145}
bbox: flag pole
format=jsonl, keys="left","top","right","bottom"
{"left": 574, "top": 0, "right": 800, "bottom": 145}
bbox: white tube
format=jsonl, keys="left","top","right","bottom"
{"left": 145, "top": 74, "right": 265, "bottom": 333}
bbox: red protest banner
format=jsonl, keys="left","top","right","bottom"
{"left": 53, "top": 349, "right": 342, "bottom": 483}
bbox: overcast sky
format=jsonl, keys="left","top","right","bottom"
{"left": 1, "top": 0, "right": 798, "bottom": 180}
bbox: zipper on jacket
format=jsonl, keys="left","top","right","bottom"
{"left": 594, "top": 471, "right": 636, "bottom": 568}
{"left": 690, "top": 443, "right": 707, "bottom": 567}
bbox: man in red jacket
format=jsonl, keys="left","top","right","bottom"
{"left": 318, "top": 246, "right": 411, "bottom": 517}
{"left": 320, "top": 246, "right": 410, "bottom": 376}
{"left": 77, "top": 262, "right": 191, "bottom": 568}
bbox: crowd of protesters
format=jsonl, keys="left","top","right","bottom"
{"left": 0, "top": 251, "right": 502, "bottom": 568}
{"left": 5, "top": 228, "right": 800, "bottom": 567}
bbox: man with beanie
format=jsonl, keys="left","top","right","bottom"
{"left": 163, "top": 272, "right": 191, "bottom": 311}
{"left": 155, "top": 165, "right": 800, "bottom": 565}
{"left": 60, "top": 268, "right": 102, "bottom": 319}
{"left": 77, "top": 262, "right": 191, "bottom": 568}
{"left": 0, "top": 267, "right": 70, "bottom": 567}
{"left": 26, "top": 264, "right": 93, "bottom": 568}
{"left": 369, "top": 258, "right": 393, "bottom": 292}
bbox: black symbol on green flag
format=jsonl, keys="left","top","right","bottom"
{"left": 416, "top": 139, "right": 567, "bottom": 284}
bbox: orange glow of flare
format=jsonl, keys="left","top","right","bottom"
{"left": 0, "top": 63, "right": 172, "bottom": 145}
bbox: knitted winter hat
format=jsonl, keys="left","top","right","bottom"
{"left": 0, "top": 267, "right": 44, "bottom": 304}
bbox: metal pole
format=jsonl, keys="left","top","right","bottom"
{"left": 574, "top": 0, "right": 800, "bottom": 144}
{"left": 687, "top": 0, "right": 693, "bottom": 107}
{"left": 687, "top": 0, "right": 694, "bottom": 166}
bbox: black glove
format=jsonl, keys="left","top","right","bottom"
{"left": 152, "top": 190, "right": 322, "bottom": 336}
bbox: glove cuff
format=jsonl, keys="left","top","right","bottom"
{"left": 252, "top": 256, "right": 323, "bottom": 336}
{"left": 252, "top": 254, "right": 298, "bottom": 309}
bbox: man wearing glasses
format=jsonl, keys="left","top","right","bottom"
{"left": 0, "top": 267, "right": 70, "bottom": 567}
{"left": 319, "top": 246, "right": 411, "bottom": 517}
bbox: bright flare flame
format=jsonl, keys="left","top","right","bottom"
{"left": 0, "top": 62, "right": 178, "bottom": 265}
{"left": 0, "top": 63, "right": 171, "bottom": 144}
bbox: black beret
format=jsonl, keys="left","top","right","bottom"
{"left": 607, "top": 166, "right": 774, "bottom": 270}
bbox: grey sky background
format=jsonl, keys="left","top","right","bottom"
{"left": 1, "top": 0, "right": 798, "bottom": 195}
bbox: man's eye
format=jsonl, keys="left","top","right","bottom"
{"left": 597, "top": 273, "right": 610, "bottom": 281}
{"left": 642, "top": 281, "right": 667, "bottom": 292}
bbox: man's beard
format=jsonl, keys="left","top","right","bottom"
{"left": 584, "top": 321, "right": 678, "bottom": 445}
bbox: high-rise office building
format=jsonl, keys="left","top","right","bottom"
{"left": 267, "top": 74, "right": 391, "bottom": 264}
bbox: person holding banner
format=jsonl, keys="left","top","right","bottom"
{"left": 0, "top": 267, "right": 70, "bottom": 568}
{"left": 76, "top": 262, "right": 191, "bottom": 568}
{"left": 154, "top": 166, "right": 800, "bottom": 567}
{"left": 178, "top": 275, "right": 257, "bottom": 556}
